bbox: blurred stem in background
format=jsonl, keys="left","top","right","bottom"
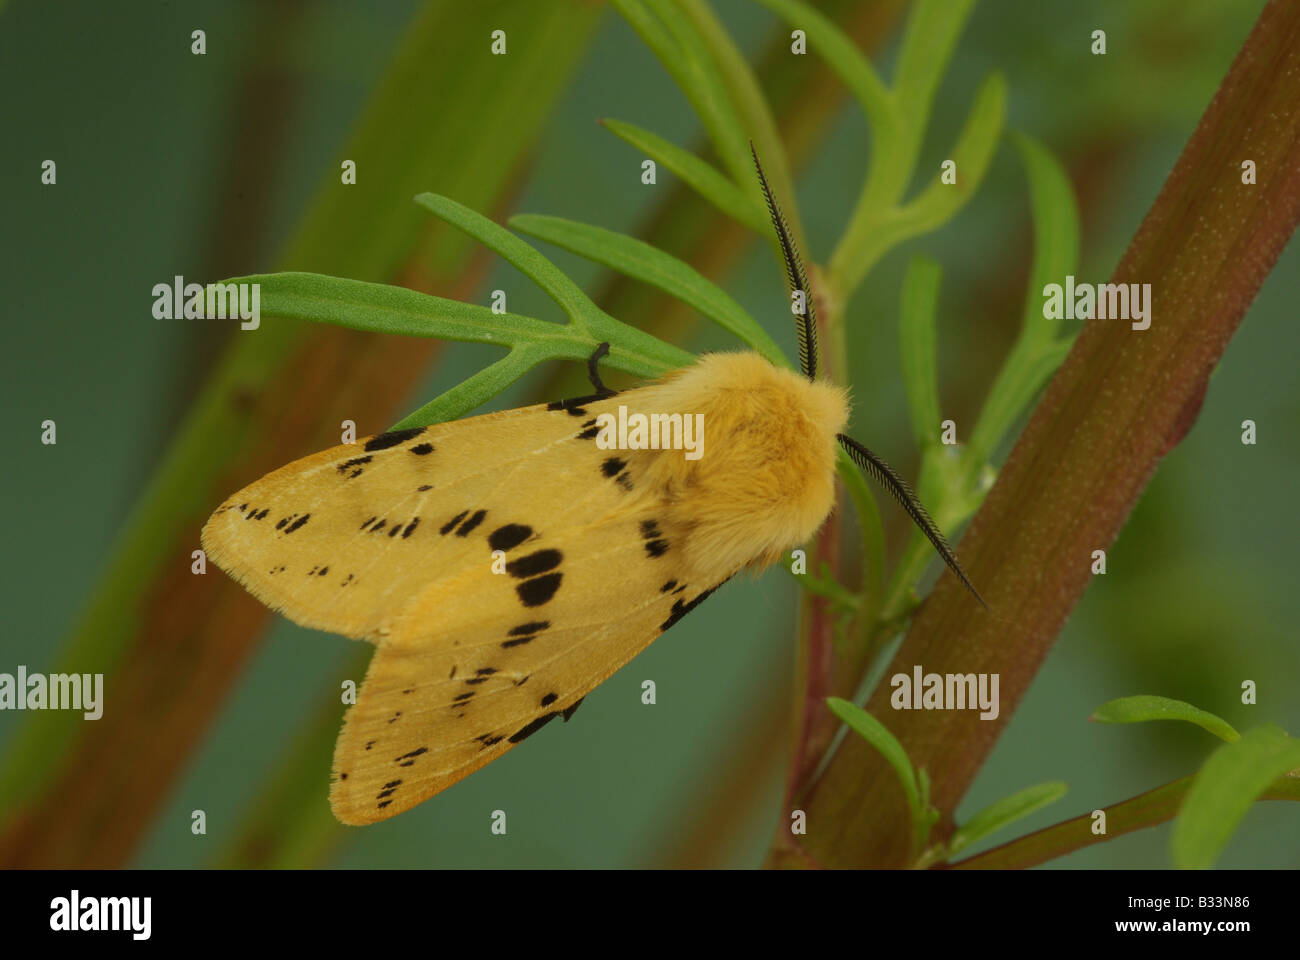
{"left": 0, "top": 0, "right": 604, "bottom": 868}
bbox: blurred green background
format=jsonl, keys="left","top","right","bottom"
{"left": 1, "top": 0, "right": 1296, "bottom": 868}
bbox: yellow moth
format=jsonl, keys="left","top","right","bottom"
{"left": 202, "top": 150, "right": 983, "bottom": 825}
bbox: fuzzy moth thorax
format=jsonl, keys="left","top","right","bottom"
{"left": 626, "top": 351, "right": 848, "bottom": 576}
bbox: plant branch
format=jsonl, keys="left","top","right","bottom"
{"left": 781, "top": 0, "right": 1300, "bottom": 868}
{"left": 950, "top": 773, "right": 1300, "bottom": 870}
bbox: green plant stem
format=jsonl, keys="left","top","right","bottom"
{"left": 0, "top": 0, "right": 604, "bottom": 868}
{"left": 950, "top": 774, "right": 1300, "bottom": 870}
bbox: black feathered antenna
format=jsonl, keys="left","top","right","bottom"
{"left": 750, "top": 142, "right": 818, "bottom": 382}
{"left": 749, "top": 146, "right": 981, "bottom": 608}
{"left": 837, "top": 433, "right": 987, "bottom": 610}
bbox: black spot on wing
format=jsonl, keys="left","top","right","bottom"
{"left": 576, "top": 425, "right": 601, "bottom": 440}
{"left": 440, "top": 511, "right": 468, "bottom": 535}
{"left": 360, "top": 516, "right": 377, "bottom": 531}
{"left": 336, "top": 456, "right": 372, "bottom": 478}
{"left": 508, "top": 712, "right": 560, "bottom": 744}
{"left": 516, "top": 573, "right": 562, "bottom": 608}
{"left": 489, "top": 524, "right": 532, "bottom": 551}
{"left": 284, "top": 514, "right": 310, "bottom": 534}
{"left": 456, "top": 510, "right": 487, "bottom": 537}
{"left": 660, "top": 579, "right": 678, "bottom": 593}
{"left": 402, "top": 517, "right": 420, "bottom": 538}
{"left": 409, "top": 442, "right": 434, "bottom": 455}
{"left": 364, "top": 427, "right": 425, "bottom": 451}
{"left": 541, "top": 692, "right": 558, "bottom": 706}
{"left": 601, "top": 457, "right": 626, "bottom": 478}
{"left": 396, "top": 747, "right": 427, "bottom": 767}
{"left": 645, "top": 539, "right": 669, "bottom": 558}
{"left": 502, "top": 620, "right": 549, "bottom": 648}
{"left": 546, "top": 396, "right": 597, "bottom": 417}
{"left": 417, "top": 484, "right": 433, "bottom": 492}
{"left": 506, "top": 549, "right": 562, "bottom": 578}
{"left": 661, "top": 581, "right": 727, "bottom": 632}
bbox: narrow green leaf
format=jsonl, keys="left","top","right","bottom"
{"left": 968, "top": 132, "right": 1078, "bottom": 463}
{"left": 751, "top": 0, "right": 894, "bottom": 138}
{"left": 917, "top": 766, "right": 932, "bottom": 815}
{"left": 947, "top": 781, "right": 1069, "bottom": 858}
{"left": 1092, "top": 695, "right": 1241, "bottom": 743}
{"left": 831, "top": 72, "right": 1005, "bottom": 296}
{"left": 391, "top": 347, "right": 543, "bottom": 429}
{"left": 915, "top": 767, "right": 940, "bottom": 855}
{"left": 233, "top": 271, "right": 692, "bottom": 417}
{"left": 676, "top": 0, "right": 798, "bottom": 231}
{"left": 413, "top": 193, "right": 599, "bottom": 328}
{"left": 641, "top": 0, "right": 754, "bottom": 195}
{"left": 895, "top": 72, "right": 1007, "bottom": 235}
{"left": 1173, "top": 725, "right": 1300, "bottom": 869}
{"left": 899, "top": 257, "right": 943, "bottom": 449}
{"left": 510, "top": 213, "right": 786, "bottom": 364}
{"left": 793, "top": 563, "right": 860, "bottom": 612}
{"left": 892, "top": 0, "right": 977, "bottom": 120}
{"left": 826, "top": 697, "right": 921, "bottom": 824}
{"left": 599, "top": 120, "right": 766, "bottom": 231}
{"left": 1010, "top": 130, "right": 1082, "bottom": 344}
{"left": 608, "top": 0, "right": 681, "bottom": 70}
{"left": 616, "top": 0, "right": 750, "bottom": 194}
{"left": 970, "top": 338, "right": 1073, "bottom": 466}
{"left": 232, "top": 271, "right": 570, "bottom": 345}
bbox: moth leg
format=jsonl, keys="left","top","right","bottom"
{"left": 586, "top": 342, "right": 616, "bottom": 399}
{"left": 545, "top": 344, "right": 619, "bottom": 413}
